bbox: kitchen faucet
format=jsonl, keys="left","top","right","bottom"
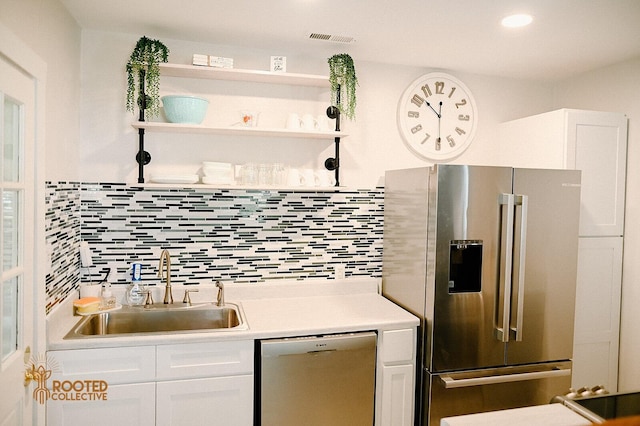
{"left": 216, "top": 281, "right": 224, "bottom": 306}
{"left": 158, "top": 249, "right": 173, "bottom": 304}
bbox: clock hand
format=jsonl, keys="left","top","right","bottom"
{"left": 425, "top": 101, "right": 441, "bottom": 118}
{"left": 436, "top": 102, "right": 442, "bottom": 149}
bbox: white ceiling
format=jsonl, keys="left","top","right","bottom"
{"left": 61, "top": 0, "right": 640, "bottom": 81}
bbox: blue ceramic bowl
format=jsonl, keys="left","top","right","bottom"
{"left": 161, "top": 95, "right": 209, "bottom": 124}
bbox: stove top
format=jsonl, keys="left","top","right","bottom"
{"left": 556, "top": 391, "right": 640, "bottom": 423}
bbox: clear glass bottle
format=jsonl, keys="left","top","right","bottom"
{"left": 101, "top": 284, "right": 116, "bottom": 310}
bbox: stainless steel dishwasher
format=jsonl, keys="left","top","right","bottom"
{"left": 258, "top": 331, "right": 377, "bottom": 426}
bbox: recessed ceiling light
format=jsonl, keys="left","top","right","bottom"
{"left": 501, "top": 13, "right": 533, "bottom": 28}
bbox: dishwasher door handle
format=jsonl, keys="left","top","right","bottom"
{"left": 260, "top": 332, "right": 377, "bottom": 357}
{"left": 306, "top": 349, "right": 338, "bottom": 354}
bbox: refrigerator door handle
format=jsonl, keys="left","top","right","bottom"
{"left": 510, "top": 194, "right": 528, "bottom": 342}
{"left": 440, "top": 368, "right": 571, "bottom": 389}
{"left": 496, "top": 193, "right": 514, "bottom": 343}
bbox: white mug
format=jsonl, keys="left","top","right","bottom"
{"left": 300, "top": 168, "right": 316, "bottom": 186}
{"left": 287, "top": 168, "right": 301, "bottom": 187}
{"left": 302, "top": 114, "right": 317, "bottom": 131}
{"left": 286, "top": 113, "right": 302, "bottom": 130}
{"left": 316, "top": 114, "right": 330, "bottom": 131}
{"left": 315, "top": 170, "right": 334, "bottom": 187}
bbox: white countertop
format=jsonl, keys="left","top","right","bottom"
{"left": 47, "top": 278, "right": 419, "bottom": 350}
{"left": 440, "top": 404, "right": 592, "bottom": 426}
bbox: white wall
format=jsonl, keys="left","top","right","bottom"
{"left": 553, "top": 58, "right": 640, "bottom": 391}
{"left": 0, "top": 0, "right": 81, "bottom": 182}
{"left": 77, "top": 31, "right": 556, "bottom": 187}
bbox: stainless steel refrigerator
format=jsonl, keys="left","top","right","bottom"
{"left": 382, "top": 165, "right": 581, "bottom": 426}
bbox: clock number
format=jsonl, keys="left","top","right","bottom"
{"left": 458, "top": 114, "right": 470, "bottom": 121}
{"left": 420, "top": 133, "right": 431, "bottom": 145}
{"left": 411, "top": 124, "right": 423, "bottom": 134}
{"left": 455, "top": 98, "right": 467, "bottom": 109}
{"left": 435, "top": 139, "right": 441, "bottom": 151}
{"left": 455, "top": 127, "right": 466, "bottom": 136}
{"left": 408, "top": 111, "right": 419, "bottom": 118}
{"left": 411, "top": 94, "right": 424, "bottom": 107}
{"left": 446, "top": 135, "right": 456, "bottom": 147}
{"left": 448, "top": 87, "right": 457, "bottom": 98}
{"left": 435, "top": 81, "right": 445, "bottom": 95}
{"left": 421, "top": 85, "right": 432, "bottom": 98}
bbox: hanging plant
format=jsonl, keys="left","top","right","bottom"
{"left": 126, "top": 36, "right": 170, "bottom": 119}
{"left": 328, "top": 53, "right": 358, "bottom": 120}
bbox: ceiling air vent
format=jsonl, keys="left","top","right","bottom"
{"left": 308, "top": 33, "right": 355, "bottom": 44}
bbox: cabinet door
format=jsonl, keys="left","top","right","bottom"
{"left": 572, "top": 237, "right": 623, "bottom": 391}
{"left": 156, "top": 375, "right": 253, "bottom": 426}
{"left": 156, "top": 340, "right": 253, "bottom": 380}
{"left": 379, "top": 364, "right": 414, "bottom": 426}
{"left": 566, "top": 110, "right": 627, "bottom": 236}
{"left": 49, "top": 346, "right": 156, "bottom": 385}
{"left": 498, "top": 109, "right": 627, "bottom": 237}
{"left": 47, "top": 382, "right": 155, "bottom": 426}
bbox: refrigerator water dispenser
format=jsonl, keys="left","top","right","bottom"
{"left": 448, "top": 240, "right": 483, "bottom": 293}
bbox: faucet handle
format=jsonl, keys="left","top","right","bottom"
{"left": 141, "top": 290, "right": 154, "bottom": 306}
{"left": 182, "top": 288, "right": 199, "bottom": 305}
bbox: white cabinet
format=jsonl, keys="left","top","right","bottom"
{"left": 46, "top": 346, "right": 156, "bottom": 426}
{"left": 566, "top": 111, "right": 627, "bottom": 236}
{"left": 47, "top": 382, "right": 156, "bottom": 426}
{"left": 498, "top": 108, "right": 627, "bottom": 236}
{"left": 47, "top": 341, "right": 253, "bottom": 426}
{"left": 377, "top": 328, "right": 416, "bottom": 426}
{"left": 47, "top": 329, "right": 416, "bottom": 426}
{"left": 498, "top": 108, "right": 627, "bottom": 392}
{"left": 156, "top": 340, "right": 253, "bottom": 380}
{"left": 156, "top": 340, "right": 254, "bottom": 426}
{"left": 49, "top": 345, "right": 156, "bottom": 383}
{"left": 156, "top": 376, "right": 253, "bottom": 426}
{"left": 572, "top": 237, "right": 623, "bottom": 391}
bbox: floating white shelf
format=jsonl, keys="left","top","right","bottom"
{"left": 132, "top": 183, "right": 345, "bottom": 192}
{"left": 131, "top": 122, "right": 347, "bottom": 139}
{"left": 159, "top": 63, "right": 330, "bottom": 87}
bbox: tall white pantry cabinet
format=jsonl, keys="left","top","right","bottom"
{"left": 498, "top": 109, "right": 628, "bottom": 392}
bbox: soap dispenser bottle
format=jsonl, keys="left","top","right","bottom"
{"left": 126, "top": 263, "right": 145, "bottom": 306}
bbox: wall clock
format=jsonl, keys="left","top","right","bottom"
{"left": 397, "top": 72, "right": 478, "bottom": 161}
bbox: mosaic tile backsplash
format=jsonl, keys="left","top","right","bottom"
{"left": 45, "top": 182, "right": 81, "bottom": 313}
{"left": 45, "top": 182, "right": 384, "bottom": 313}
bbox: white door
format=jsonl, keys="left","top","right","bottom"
{"left": 572, "top": 236, "right": 623, "bottom": 391}
{"left": 565, "top": 110, "right": 628, "bottom": 237}
{"left": 0, "top": 25, "right": 44, "bottom": 425}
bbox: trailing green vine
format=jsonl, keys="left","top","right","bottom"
{"left": 126, "top": 36, "right": 169, "bottom": 119}
{"left": 328, "top": 54, "right": 358, "bottom": 120}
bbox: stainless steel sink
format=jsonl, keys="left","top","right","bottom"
{"left": 64, "top": 303, "right": 246, "bottom": 339}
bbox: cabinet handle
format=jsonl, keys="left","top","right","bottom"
{"left": 441, "top": 368, "right": 571, "bottom": 389}
{"left": 510, "top": 194, "right": 528, "bottom": 341}
{"left": 496, "top": 193, "right": 514, "bottom": 342}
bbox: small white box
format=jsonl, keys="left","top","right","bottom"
{"left": 270, "top": 56, "right": 286, "bottom": 72}
{"left": 208, "top": 56, "right": 234, "bottom": 68}
{"left": 192, "top": 54, "right": 208, "bottom": 66}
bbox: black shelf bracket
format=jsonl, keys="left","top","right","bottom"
{"left": 136, "top": 70, "right": 151, "bottom": 183}
{"left": 324, "top": 84, "right": 342, "bottom": 187}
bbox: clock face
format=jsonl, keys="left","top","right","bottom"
{"left": 397, "top": 72, "right": 478, "bottom": 161}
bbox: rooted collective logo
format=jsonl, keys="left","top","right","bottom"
{"left": 25, "top": 353, "right": 109, "bottom": 404}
